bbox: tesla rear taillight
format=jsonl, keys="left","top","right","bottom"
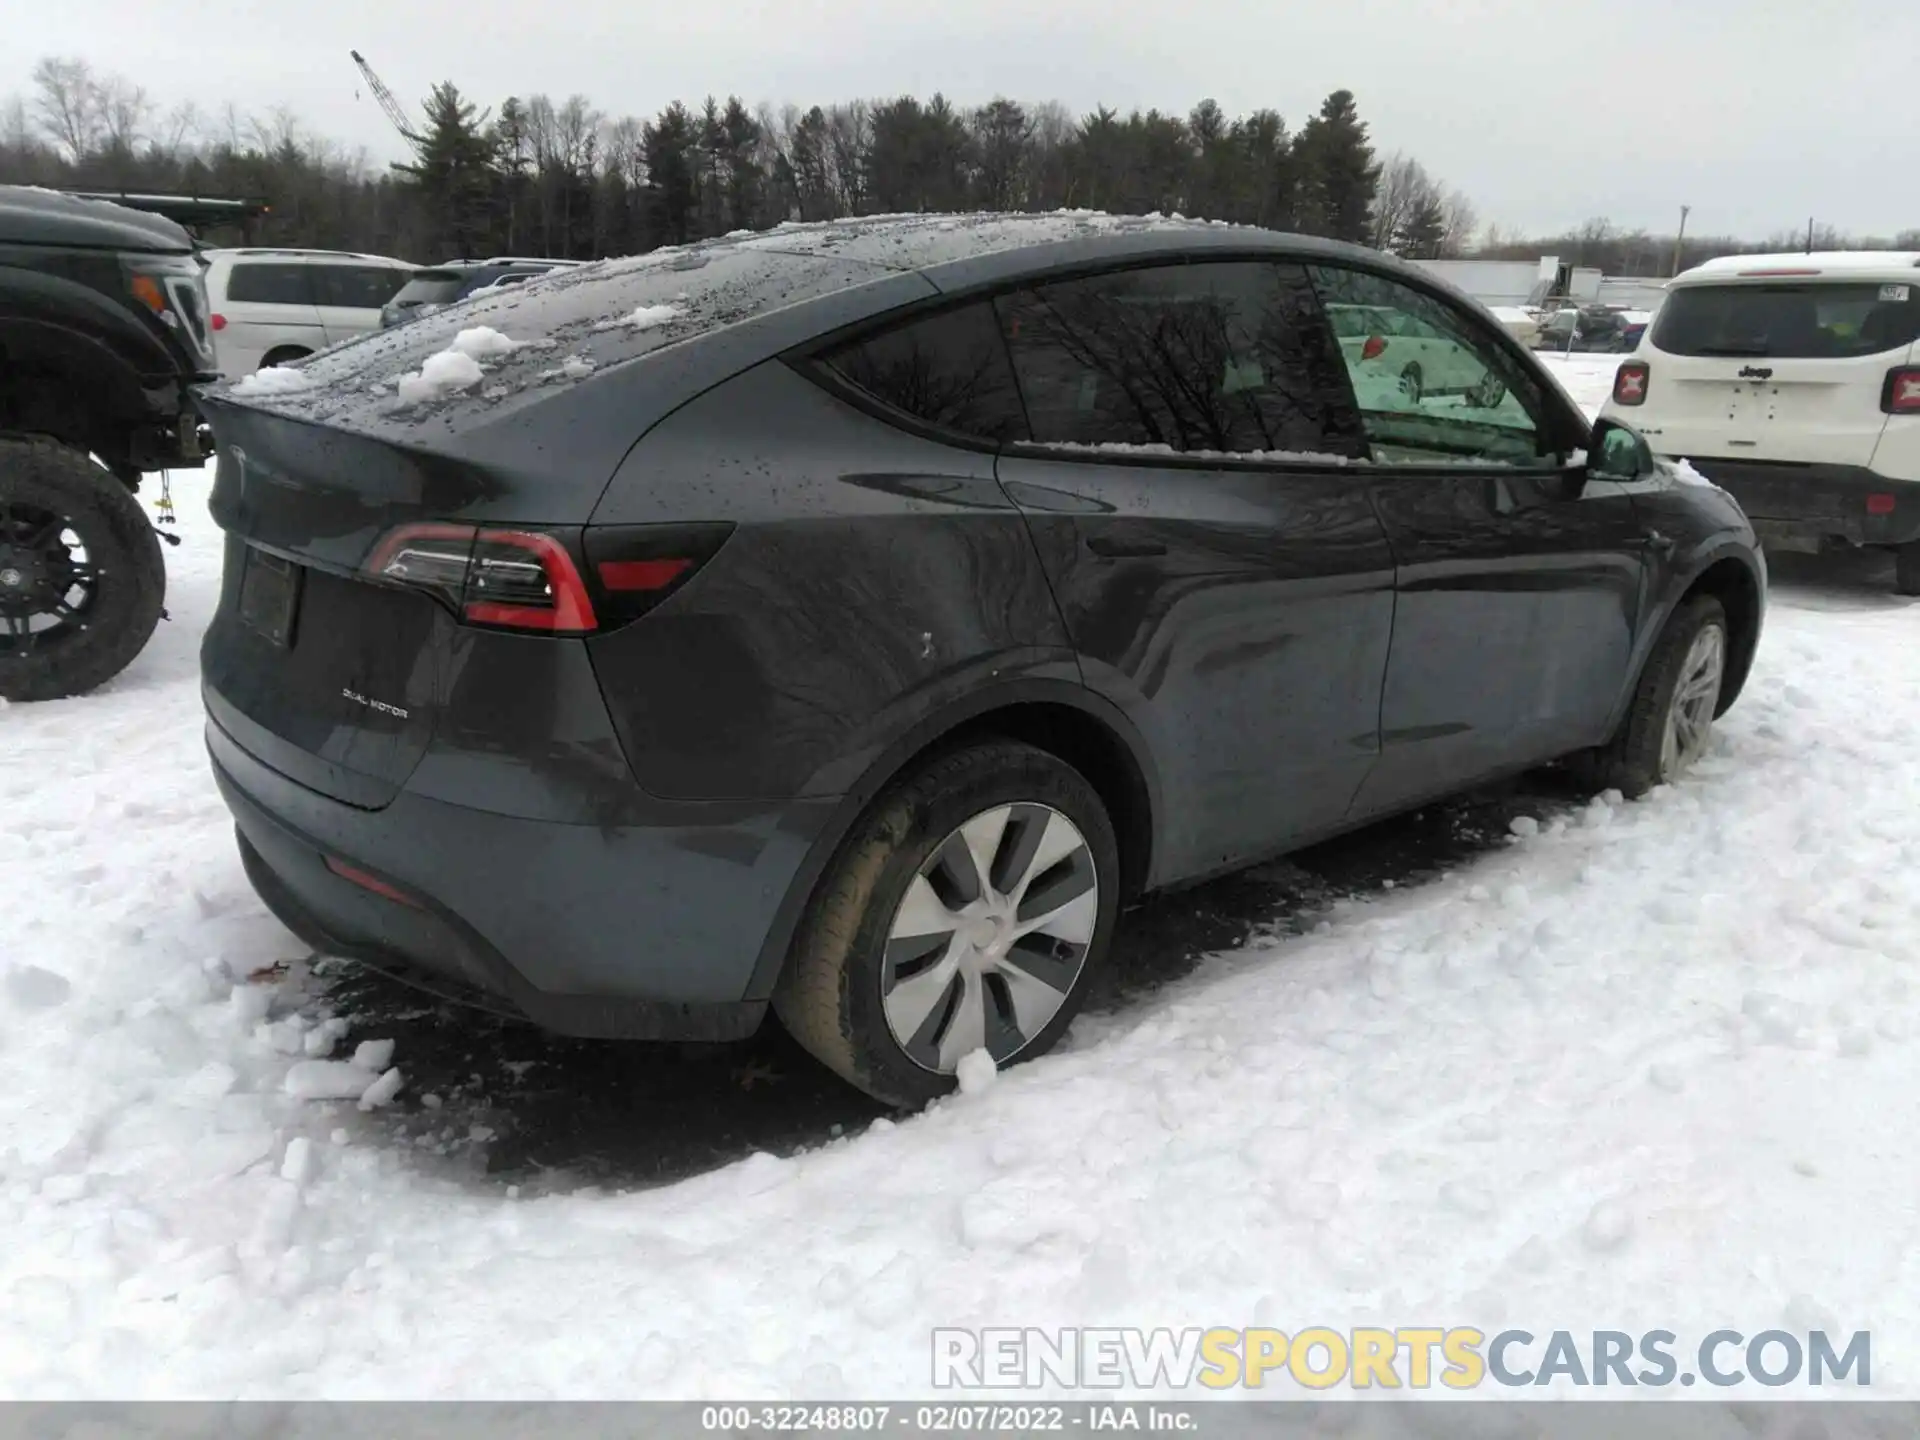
{"left": 1613, "top": 361, "right": 1650, "bottom": 406}
{"left": 363, "top": 524, "right": 597, "bottom": 633}
{"left": 1868, "top": 493, "right": 1897, "bottom": 515}
{"left": 1360, "top": 335, "right": 1388, "bottom": 361}
{"left": 362, "top": 521, "right": 733, "bottom": 634}
{"left": 1884, "top": 367, "right": 1920, "bottom": 415}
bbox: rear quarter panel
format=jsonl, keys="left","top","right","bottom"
{"left": 586, "top": 358, "right": 1079, "bottom": 802}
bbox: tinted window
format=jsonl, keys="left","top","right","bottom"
{"left": 1000, "top": 261, "right": 1364, "bottom": 458}
{"left": 312, "top": 264, "right": 408, "bottom": 310}
{"left": 392, "top": 271, "right": 470, "bottom": 306}
{"left": 819, "top": 301, "right": 1029, "bottom": 442}
{"left": 224, "top": 262, "right": 315, "bottom": 305}
{"left": 1308, "top": 265, "right": 1551, "bottom": 467}
{"left": 1652, "top": 282, "right": 1920, "bottom": 358}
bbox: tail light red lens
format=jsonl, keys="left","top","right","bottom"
{"left": 362, "top": 521, "right": 733, "bottom": 634}
{"left": 1613, "top": 361, "right": 1650, "bottom": 406}
{"left": 324, "top": 855, "right": 422, "bottom": 908}
{"left": 363, "top": 523, "right": 596, "bottom": 633}
{"left": 210, "top": 312, "right": 228, "bottom": 332}
{"left": 1360, "top": 335, "right": 1388, "bottom": 362}
{"left": 1867, "top": 493, "right": 1897, "bottom": 515}
{"left": 1884, "top": 367, "right": 1920, "bottom": 415}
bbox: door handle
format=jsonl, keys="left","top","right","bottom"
{"left": 1086, "top": 536, "right": 1168, "bottom": 559}
{"left": 1644, "top": 529, "right": 1675, "bottom": 555}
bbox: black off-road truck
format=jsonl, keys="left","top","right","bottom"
{"left": 1, "top": 186, "right": 219, "bottom": 700}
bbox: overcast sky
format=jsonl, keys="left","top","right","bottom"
{"left": 5, "top": 0, "right": 1911, "bottom": 240}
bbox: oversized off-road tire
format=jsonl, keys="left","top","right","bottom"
{"left": 1893, "top": 542, "right": 1920, "bottom": 597}
{"left": 0, "top": 438, "right": 166, "bottom": 702}
{"left": 774, "top": 740, "right": 1121, "bottom": 1109}
{"left": 1577, "top": 595, "right": 1729, "bottom": 799}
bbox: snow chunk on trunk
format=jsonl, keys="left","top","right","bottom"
{"left": 593, "top": 303, "right": 681, "bottom": 333}
{"left": 445, "top": 326, "right": 520, "bottom": 360}
{"left": 395, "top": 350, "right": 485, "bottom": 405}
{"left": 231, "top": 367, "right": 317, "bottom": 398}
{"left": 358, "top": 1067, "right": 404, "bottom": 1111}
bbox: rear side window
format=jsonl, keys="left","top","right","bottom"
{"left": 818, "top": 301, "right": 1029, "bottom": 443}
{"left": 999, "top": 260, "right": 1364, "bottom": 458}
{"left": 224, "top": 263, "right": 315, "bottom": 305}
{"left": 392, "top": 272, "right": 470, "bottom": 305}
{"left": 1652, "top": 283, "right": 1920, "bottom": 358}
{"left": 311, "top": 265, "right": 409, "bottom": 310}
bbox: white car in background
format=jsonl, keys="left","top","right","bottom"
{"left": 1325, "top": 301, "right": 1507, "bottom": 407}
{"left": 201, "top": 248, "right": 416, "bottom": 375}
{"left": 1602, "top": 250, "right": 1920, "bottom": 590}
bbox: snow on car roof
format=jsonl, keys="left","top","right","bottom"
{"left": 1679, "top": 251, "right": 1920, "bottom": 283}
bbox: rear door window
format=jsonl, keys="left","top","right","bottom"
{"left": 1652, "top": 282, "right": 1920, "bottom": 358}
{"left": 998, "top": 260, "right": 1365, "bottom": 459}
{"left": 311, "top": 265, "right": 409, "bottom": 310}
{"left": 391, "top": 272, "right": 471, "bottom": 306}
{"left": 816, "top": 300, "right": 1030, "bottom": 443}
{"left": 224, "top": 263, "right": 316, "bottom": 305}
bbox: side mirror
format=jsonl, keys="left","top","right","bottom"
{"left": 1588, "top": 417, "right": 1656, "bottom": 481}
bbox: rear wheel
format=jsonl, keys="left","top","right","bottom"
{"left": 1577, "top": 595, "right": 1728, "bottom": 798}
{"left": 258, "top": 346, "right": 311, "bottom": 370}
{"left": 1894, "top": 541, "right": 1920, "bottom": 596}
{"left": 1398, "top": 363, "right": 1424, "bottom": 404}
{"left": 774, "top": 740, "right": 1120, "bottom": 1108}
{"left": 0, "top": 438, "right": 166, "bottom": 702}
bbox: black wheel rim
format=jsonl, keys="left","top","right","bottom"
{"left": 0, "top": 500, "right": 103, "bottom": 658}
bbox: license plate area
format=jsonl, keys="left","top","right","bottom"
{"left": 238, "top": 545, "right": 301, "bottom": 647}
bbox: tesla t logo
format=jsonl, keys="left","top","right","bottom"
{"left": 341, "top": 687, "right": 410, "bottom": 720}
{"left": 1617, "top": 370, "right": 1646, "bottom": 400}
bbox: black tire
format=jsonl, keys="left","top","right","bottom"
{"left": 259, "top": 347, "right": 311, "bottom": 369}
{"left": 774, "top": 740, "right": 1121, "bottom": 1108}
{"left": 0, "top": 438, "right": 166, "bottom": 702}
{"left": 1575, "top": 594, "right": 1728, "bottom": 799}
{"left": 1399, "top": 363, "right": 1424, "bottom": 403}
{"left": 1894, "top": 542, "right": 1920, "bottom": 597}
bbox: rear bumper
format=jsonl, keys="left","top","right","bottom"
{"left": 1674, "top": 457, "right": 1920, "bottom": 547}
{"left": 208, "top": 715, "right": 839, "bottom": 1041}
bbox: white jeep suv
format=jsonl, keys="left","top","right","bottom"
{"left": 1601, "top": 251, "right": 1920, "bottom": 590}
{"left": 202, "top": 249, "right": 416, "bottom": 376}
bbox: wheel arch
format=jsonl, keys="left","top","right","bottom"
{"left": 742, "top": 678, "right": 1163, "bottom": 1001}
{"left": 1677, "top": 551, "right": 1764, "bottom": 715}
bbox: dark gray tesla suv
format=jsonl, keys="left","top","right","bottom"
{"left": 197, "top": 213, "right": 1765, "bottom": 1106}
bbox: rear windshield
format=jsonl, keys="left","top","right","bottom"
{"left": 213, "top": 242, "right": 892, "bottom": 431}
{"left": 392, "top": 272, "right": 471, "bottom": 306}
{"left": 1652, "top": 282, "right": 1920, "bottom": 358}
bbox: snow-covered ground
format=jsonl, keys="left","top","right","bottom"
{"left": 5, "top": 354, "right": 1920, "bottom": 1399}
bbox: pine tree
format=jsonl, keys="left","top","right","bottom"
{"left": 1293, "top": 89, "right": 1379, "bottom": 243}
{"left": 393, "top": 82, "right": 499, "bottom": 259}
{"left": 1400, "top": 193, "right": 1447, "bottom": 258}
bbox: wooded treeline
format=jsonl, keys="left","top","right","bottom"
{"left": 4, "top": 55, "right": 1914, "bottom": 275}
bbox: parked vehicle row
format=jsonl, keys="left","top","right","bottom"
{"left": 194, "top": 214, "right": 1765, "bottom": 1106}
{"left": 1602, "top": 250, "right": 1920, "bottom": 589}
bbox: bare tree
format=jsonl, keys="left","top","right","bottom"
{"left": 1369, "top": 152, "right": 1436, "bottom": 251}
{"left": 96, "top": 75, "right": 152, "bottom": 156}
{"left": 32, "top": 56, "right": 100, "bottom": 161}
{"left": 1439, "top": 187, "right": 1479, "bottom": 255}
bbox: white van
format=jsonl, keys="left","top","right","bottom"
{"left": 1601, "top": 251, "right": 1920, "bottom": 589}
{"left": 202, "top": 249, "right": 416, "bottom": 376}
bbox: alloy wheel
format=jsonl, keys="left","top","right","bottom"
{"left": 0, "top": 501, "right": 100, "bottom": 657}
{"left": 881, "top": 802, "right": 1100, "bottom": 1074}
{"left": 1659, "top": 621, "right": 1726, "bottom": 780}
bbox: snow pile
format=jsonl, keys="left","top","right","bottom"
{"left": 592, "top": 303, "right": 681, "bottom": 333}
{"left": 4, "top": 457, "right": 1920, "bottom": 1398}
{"left": 444, "top": 326, "right": 521, "bottom": 361}
{"left": 229, "top": 366, "right": 316, "bottom": 398}
{"left": 539, "top": 355, "right": 596, "bottom": 383}
{"left": 394, "top": 349, "right": 485, "bottom": 405}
